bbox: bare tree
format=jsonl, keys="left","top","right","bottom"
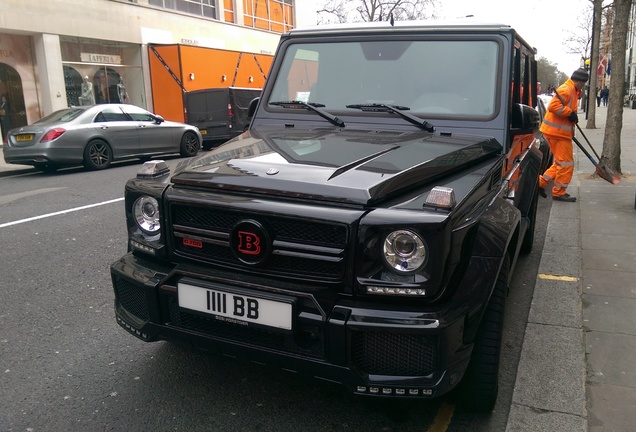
{"left": 601, "top": 0, "right": 631, "bottom": 175}
{"left": 564, "top": 5, "right": 594, "bottom": 60}
{"left": 317, "top": 0, "right": 348, "bottom": 23}
{"left": 585, "top": 0, "right": 604, "bottom": 129}
{"left": 317, "top": 0, "right": 437, "bottom": 24}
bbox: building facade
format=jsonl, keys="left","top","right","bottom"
{"left": 0, "top": 0, "right": 315, "bottom": 137}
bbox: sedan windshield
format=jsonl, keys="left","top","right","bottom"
{"left": 268, "top": 39, "right": 500, "bottom": 118}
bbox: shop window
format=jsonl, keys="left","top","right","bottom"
{"left": 149, "top": 0, "right": 217, "bottom": 19}
{"left": 64, "top": 66, "right": 83, "bottom": 107}
{"left": 61, "top": 36, "right": 144, "bottom": 109}
{"left": 0, "top": 63, "right": 27, "bottom": 139}
{"left": 94, "top": 68, "right": 124, "bottom": 104}
{"left": 243, "top": 0, "right": 294, "bottom": 33}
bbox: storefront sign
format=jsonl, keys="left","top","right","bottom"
{"left": 80, "top": 52, "right": 122, "bottom": 64}
{"left": 181, "top": 38, "right": 200, "bottom": 46}
{"left": 0, "top": 49, "right": 14, "bottom": 58}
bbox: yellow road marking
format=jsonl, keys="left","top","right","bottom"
{"left": 538, "top": 274, "right": 579, "bottom": 282}
{"left": 427, "top": 402, "right": 455, "bottom": 432}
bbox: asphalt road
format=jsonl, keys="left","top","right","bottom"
{"left": 0, "top": 158, "right": 550, "bottom": 432}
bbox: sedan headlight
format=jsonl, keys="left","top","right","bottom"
{"left": 133, "top": 196, "right": 161, "bottom": 235}
{"left": 382, "top": 230, "right": 427, "bottom": 274}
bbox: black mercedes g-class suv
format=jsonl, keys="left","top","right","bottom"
{"left": 111, "top": 21, "right": 544, "bottom": 412}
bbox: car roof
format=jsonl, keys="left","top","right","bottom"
{"left": 286, "top": 20, "right": 515, "bottom": 36}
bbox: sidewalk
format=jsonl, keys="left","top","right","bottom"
{"left": 506, "top": 105, "right": 636, "bottom": 432}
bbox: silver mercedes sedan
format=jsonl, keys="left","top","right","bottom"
{"left": 3, "top": 104, "right": 202, "bottom": 172}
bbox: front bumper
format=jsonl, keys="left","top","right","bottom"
{"left": 111, "top": 252, "right": 492, "bottom": 399}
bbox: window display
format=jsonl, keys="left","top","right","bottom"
{"left": 60, "top": 36, "right": 144, "bottom": 108}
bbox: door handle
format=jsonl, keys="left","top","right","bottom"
{"left": 100, "top": 126, "right": 108, "bottom": 129}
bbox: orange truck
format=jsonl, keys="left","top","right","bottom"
{"left": 148, "top": 44, "right": 272, "bottom": 124}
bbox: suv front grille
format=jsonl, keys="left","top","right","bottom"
{"left": 169, "top": 204, "right": 348, "bottom": 282}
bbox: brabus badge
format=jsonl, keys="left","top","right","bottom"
{"left": 266, "top": 168, "right": 279, "bottom": 175}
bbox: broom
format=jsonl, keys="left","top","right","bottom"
{"left": 575, "top": 124, "right": 620, "bottom": 184}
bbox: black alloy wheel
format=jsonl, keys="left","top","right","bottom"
{"left": 83, "top": 139, "right": 113, "bottom": 170}
{"left": 180, "top": 131, "right": 200, "bottom": 157}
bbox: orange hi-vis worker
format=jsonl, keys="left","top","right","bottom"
{"left": 538, "top": 68, "right": 589, "bottom": 202}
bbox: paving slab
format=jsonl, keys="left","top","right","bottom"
{"left": 511, "top": 323, "right": 586, "bottom": 416}
{"left": 582, "top": 294, "right": 636, "bottom": 335}
{"left": 505, "top": 404, "right": 586, "bottom": 432}
{"left": 586, "top": 331, "right": 636, "bottom": 387}
{"left": 582, "top": 269, "right": 636, "bottom": 298}
{"left": 587, "top": 384, "right": 636, "bottom": 432}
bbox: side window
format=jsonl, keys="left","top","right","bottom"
{"left": 94, "top": 106, "right": 129, "bottom": 122}
{"left": 512, "top": 40, "right": 536, "bottom": 107}
{"left": 123, "top": 106, "right": 155, "bottom": 122}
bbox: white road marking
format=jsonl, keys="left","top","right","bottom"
{"left": 0, "top": 197, "right": 124, "bottom": 229}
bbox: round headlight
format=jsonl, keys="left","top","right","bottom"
{"left": 133, "top": 196, "right": 160, "bottom": 235}
{"left": 382, "top": 230, "right": 427, "bottom": 274}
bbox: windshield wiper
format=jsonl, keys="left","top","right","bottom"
{"left": 269, "top": 101, "right": 345, "bottom": 127}
{"left": 346, "top": 103, "right": 435, "bottom": 133}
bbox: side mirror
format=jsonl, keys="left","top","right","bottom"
{"left": 247, "top": 97, "right": 260, "bottom": 118}
{"left": 153, "top": 114, "right": 165, "bottom": 124}
{"left": 511, "top": 103, "right": 540, "bottom": 132}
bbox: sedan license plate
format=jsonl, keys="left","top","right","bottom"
{"left": 15, "top": 134, "right": 34, "bottom": 142}
{"left": 199, "top": 129, "right": 207, "bottom": 135}
{"left": 178, "top": 282, "right": 292, "bottom": 330}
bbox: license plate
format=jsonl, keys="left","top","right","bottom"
{"left": 199, "top": 129, "right": 207, "bottom": 135}
{"left": 178, "top": 282, "right": 292, "bottom": 330}
{"left": 15, "top": 134, "right": 34, "bottom": 142}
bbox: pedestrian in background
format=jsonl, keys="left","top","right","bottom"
{"left": 596, "top": 88, "right": 601, "bottom": 107}
{"left": 601, "top": 86, "right": 609, "bottom": 106}
{"left": 0, "top": 94, "right": 10, "bottom": 141}
{"left": 538, "top": 68, "right": 589, "bottom": 203}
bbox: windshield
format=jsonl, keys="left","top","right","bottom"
{"left": 268, "top": 39, "right": 500, "bottom": 118}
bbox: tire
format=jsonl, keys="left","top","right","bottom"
{"left": 180, "top": 131, "right": 200, "bottom": 157}
{"left": 520, "top": 189, "right": 538, "bottom": 255}
{"left": 458, "top": 255, "right": 509, "bottom": 412}
{"left": 83, "top": 140, "right": 113, "bottom": 170}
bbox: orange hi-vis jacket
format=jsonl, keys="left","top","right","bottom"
{"left": 539, "top": 79, "right": 581, "bottom": 139}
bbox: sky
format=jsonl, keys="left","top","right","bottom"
{"left": 437, "top": 0, "right": 588, "bottom": 74}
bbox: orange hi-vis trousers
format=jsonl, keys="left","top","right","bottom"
{"left": 539, "top": 134, "right": 574, "bottom": 197}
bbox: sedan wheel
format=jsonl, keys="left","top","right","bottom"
{"left": 180, "top": 131, "right": 200, "bottom": 157}
{"left": 84, "top": 140, "right": 113, "bottom": 170}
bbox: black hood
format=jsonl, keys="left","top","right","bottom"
{"left": 171, "top": 126, "right": 502, "bottom": 206}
